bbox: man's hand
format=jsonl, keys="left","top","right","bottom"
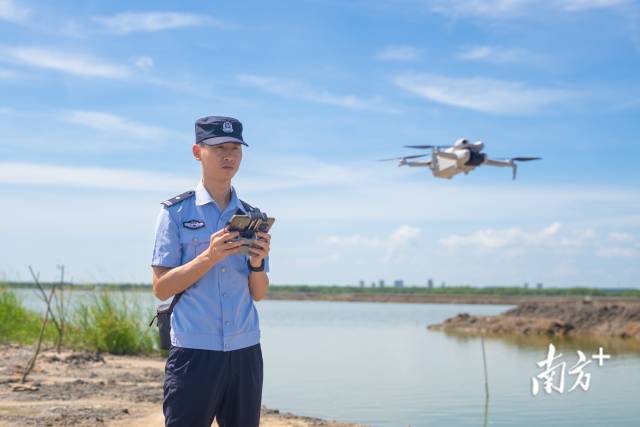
{"left": 205, "top": 228, "right": 243, "bottom": 265}
{"left": 249, "top": 231, "right": 271, "bottom": 268}
{"left": 153, "top": 228, "right": 243, "bottom": 301}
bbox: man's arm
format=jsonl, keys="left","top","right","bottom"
{"left": 247, "top": 231, "right": 271, "bottom": 301}
{"left": 248, "top": 270, "right": 269, "bottom": 301}
{"left": 152, "top": 228, "right": 242, "bottom": 300}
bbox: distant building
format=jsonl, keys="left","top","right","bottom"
{"left": 536, "top": 282, "right": 544, "bottom": 289}
{"left": 379, "top": 279, "right": 385, "bottom": 288}
{"left": 524, "top": 282, "right": 529, "bottom": 289}
{"left": 359, "top": 280, "right": 365, "bottom": 288}
{"left": 441, "top": 281, "right": 446, "bottom": 288}
{"left": 394, "top": 279, "right": 404, "bottom": 288}
{"left": 371, "top": 281, "right": 376, "bottom": 288}
{"left": 427, "top": 279, "right": 434, "bottom": 289}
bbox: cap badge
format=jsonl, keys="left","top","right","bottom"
{"left": 223, "top": 121, "right": 233, "bottom": 133}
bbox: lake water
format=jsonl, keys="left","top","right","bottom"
{"left": 12, "top": 288, "right": 640, "bottom": 427}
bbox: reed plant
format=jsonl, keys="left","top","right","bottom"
{"left": 0, "top": 287, "right": 157, "bottom": 355}
{"left": 0, "top": 288, "right": 57, "bottom": 344}
{"left": 69, "top": 291, "right": 156, "bottom": 355}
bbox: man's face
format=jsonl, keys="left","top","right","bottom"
{"left": 193, "top": 142, "right": 242, "bottom": 181}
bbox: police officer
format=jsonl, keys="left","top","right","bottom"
{"left": 151, "top": 116, "right": 271, "bottom": 427}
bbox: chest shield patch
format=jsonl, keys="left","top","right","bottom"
{"left": 183, "top": 220, "right": 205, "bottom": 230}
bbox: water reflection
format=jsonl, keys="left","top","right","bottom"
{"left": 435, "top": 329, "right": 640, "bottom": 355}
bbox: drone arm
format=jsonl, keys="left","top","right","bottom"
{"left": 483, "top": 158, "right": 518, "bottom": 179}
{"left": 404, "top": 160, "right": 432, "bottom": 167}
{"left": 483, "top": 158, "right": 512, "bottom": 168}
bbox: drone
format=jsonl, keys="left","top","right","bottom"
{"left": 378, "top": 138, "right": 541, "bottom": 180}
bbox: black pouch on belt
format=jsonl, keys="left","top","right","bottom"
{"left": 149, "top": 292, "right": 184, "bottom": 351}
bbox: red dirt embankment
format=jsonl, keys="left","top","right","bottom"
{"left": 428, "top": 300, "right": 640, "bottom": 340}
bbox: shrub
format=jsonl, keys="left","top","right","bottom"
{"left": 68, "top": 291, "right": 156, "bottom": 355}
{"left": 0, "top": 288, "right": 57, "bottom": 344}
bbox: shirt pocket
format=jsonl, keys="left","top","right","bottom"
{"left": 179, "top": 231, "right": 211, "bottom": 262}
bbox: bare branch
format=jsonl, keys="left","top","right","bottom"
{"left": 28, "top": 266, "right": 62, "bottom": 336}
{"left": 22, "top": 268, "right": 56, "bottom": 383}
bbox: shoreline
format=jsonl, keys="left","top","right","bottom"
{"left": 265, "top": 291, "right": 640, "bottom": 306}
{"left": 5, "top": 283, "right": 640, "bottom": 306}
{"left": 0, "top": 344, "right": 364, "bottom": 427}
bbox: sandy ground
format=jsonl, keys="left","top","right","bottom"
{"left": 0, "top": 344, "right": 364, "bottom": 427}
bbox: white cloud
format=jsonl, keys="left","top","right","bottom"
{"left": 0, "top": 67, "right": 19, "bottom": 80}
{"left": 321, "top": 225, "right": 422, "bottom": 262}
{"left": 387, "top": 225, "right": 422, "bottom": 254}
{"left": 456, "top": 46, "right": 534, "bottom": 63}
{"left": 598, "top": 247, "right": 638, "bottom": 258}
{"left": 0, "top": 46, "right": 130, "bottom": 79}
{"left": 0, "top": 156, "right": 366, "bottom": 195}
{"left": 376, "top": 45, "right": 422, "bottom": 61}
{"left": 0, "top": 47, "right": 227, "bottom": 97}
{"left": 243, "top": 155, "right": 369, "bottom": 189}
{"left": 558, "top": 228, "right": 595, "bottom": 247}
{"left": 430, "top": 0, "right": 629, "bottom": 17}
{"left": 559, "top": 0, "right": 630, "bottom": 11}
{"left": 598, "top": 232, "right": 640, "bottom": 259}
{"left": 437, "top": 221, "right": 640, "bottom": 271}
{"left": 394, "top": 73, "right": 572, "bottom": 114}
{"left": 0, "top": 0, "right": 28, "bottom": 23}
{"left": 0, "top": 162, "right": 193, "bottom": 192}
{"left": 430, "top": 0, "right": 533, "bottom": 18}
{"left": 236, "top": 74, "right": 396, "bottom": 113}
{"left": 93, "top": 12, "right": 220, "bottom": 34}
{"left": 439, "top": 222, "right": 597, "bottom": 252}
{"left": 607, "top": 232, "right": 636, "bottom": 242}
{"left": 321, "top": 235, "right": 384, "bottom": 248}
{"left": 64, "top": 111, "right": 172, "bottom": 140}
{"left": 441, "top": 227, "right": 528, "bottom": 251}
{"left": 134, "top": 56, "right": 154, "bottom": 70}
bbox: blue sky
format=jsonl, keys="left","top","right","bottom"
{"left": 1, "top": 0, "right": 639, "bottom": 288}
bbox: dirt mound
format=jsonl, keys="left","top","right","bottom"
{"left": 428, "top": 300, "right": 640, "bottom": 340}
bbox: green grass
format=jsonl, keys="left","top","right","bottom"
{"left": 0, "top": 288, "right": 57, "bottom": 344}
{"left": 68, "top": 292, "right": 156, "bottom": 355}
{"left": 0, "top": 287, "right": 157, "bottom": 355}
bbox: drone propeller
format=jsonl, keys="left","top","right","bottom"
{"left": 404, "top": 145, "right": 450, "bottom": 149}
{"left": 494, "top": 157, "right": 542, "bottom": 162}
{"left": 512, "top": 157, "right": 542, "bottom": 162}
{"left": 502, "top": 158, "right": 542, "bottom": 180}
{"left": 377, "top": 154, "right": 430, "bottom": 162}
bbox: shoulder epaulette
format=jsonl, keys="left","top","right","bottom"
{"left": 161, "top": 191, "right": 195, "bottom": 208}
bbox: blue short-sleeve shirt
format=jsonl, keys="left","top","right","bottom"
{"left": 151, "top": 181, "right": 269, "bottom": 351}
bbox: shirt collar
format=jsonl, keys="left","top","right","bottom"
{"left": 194, "top": 181, "right": 246, "bottom": 214}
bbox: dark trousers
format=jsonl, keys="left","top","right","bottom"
{"left": 163, "top": 344, "right": 263, "bottom": 427}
